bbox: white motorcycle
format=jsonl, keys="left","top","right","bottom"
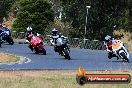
{"left": 107, "top": 40, "right": 129, "bottom": 62}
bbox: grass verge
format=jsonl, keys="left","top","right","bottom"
{"left": 0, "top": 52, "right": 20, "bottom": 63}
{"left": 0, "top": 70, "right": 131, "bottom": 88}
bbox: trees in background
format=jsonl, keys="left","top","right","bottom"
{"left": 0, "top": 0, "right": 131, "bottom": 39}
{"left": 61, "top": 0, "right": 130, "bottom": 40}
{"left": 12, "top": 0, "right": 54, "bottom": 34}
{"left": 0, "top": 0, "right": 13, "bottom": 23}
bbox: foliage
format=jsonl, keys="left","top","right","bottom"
{"left": 61, "top": 0, "right": 130, "bottom": 40}
{"left": 0, "top": 0, "right": 13, "bottom": 23}
{"left": 45, "top": 18, "right": 75, "bottom": 37}
{"left": 12, "top": 0, "right": 54, "bottom": 34}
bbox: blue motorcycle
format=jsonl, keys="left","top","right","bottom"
{"left": 0, "top": 30, "right": 14, "bottom": 46}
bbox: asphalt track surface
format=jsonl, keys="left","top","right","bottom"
{"left": 0, "top": 43, "right": 132, "bottom": 70}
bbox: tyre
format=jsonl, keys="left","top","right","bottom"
{"left": 120, "top": 52, "right": 129, "bottom": 62}
{"left": 63, "top": 48, "right": 71, "bottom": 60}
{"left": 0, "top": 40, "right": 2, "bottom": 47}
{"left": 7, "top": 37, "right": 14, "bottom": 45}
{"left": 9, "top": 41, "right": 14, "bottom": 45}
{"left": 35, "top": 47, "right": 39, "bottom": 54}
{"left": 35, "top": 51, "right": 39, "bottom": 54}
{"left": 54, "top": 46, "right": 58, "bottom": 52}
{"left": 43, "top": 48, "right": 46, "bottom": 55}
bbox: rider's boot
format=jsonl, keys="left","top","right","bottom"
{"left": 28, "top": 44, "right": 33, "bottom": 51}
{"left": 108, "top": 52, "right": 112, "bottom": 59}
{"left": 116, "top": 56, "right": 119, "bottom": 60}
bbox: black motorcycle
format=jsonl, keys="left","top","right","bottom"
{"left": 55, "top": 37, "right": 71, "bottom": 60}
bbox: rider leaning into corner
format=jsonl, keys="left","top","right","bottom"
{"left": 26, "top": 26, "right": 43, "bottom": 42}
{"left": 26, "top": 26, "right": 33, "bottom": 41}
{"left": 2, "top": 24, "right": 11, "bottom": 36}
{"left": 0, "top": 24, "right": 11, "bottom": 40}
{"left": 50, "top": 28, "right": 69, "bottom": 53}
{"left": 26, "top": 26, "right": 43, "bottom": 51}
{"left": 104, "top": 35, "right": 119, "bottom": 60}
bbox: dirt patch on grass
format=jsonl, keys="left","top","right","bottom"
{"left": 0, "top": 70, "right": 131, "bottom": 88}
{"left": 0, "top": 53, "right": 19, "bottom": 63}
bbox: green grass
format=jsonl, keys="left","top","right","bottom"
{"left": 0, "top": 70, "right": 131, "bottom": 88}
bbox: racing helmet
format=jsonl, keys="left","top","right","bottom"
{"left": 2, "top": 24, "right": 6, "bottom": 28}
{"left": 52, "top": 28, "right": 58, "bottom": 35}
{"left": 27, "top": 26, "right": 32, "bottom": 31}
{"left": 105, "top": 35, "right": 112, "bottom": 42}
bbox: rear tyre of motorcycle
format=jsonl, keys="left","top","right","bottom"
{"left": 63, "top": 49, "right": 71, "bottom": 60}
{"left": 7, "top": 37, "right": 14, "bottom": 45}
{"left": 35, "top": 51, "right": 39, "bottom": 54}
{"left": 43, "top": 49, "right": 46, "bottom": 55}
{"left": 35, "top": 47, "right": 39, "bottom": 54}
{"left": 120, "top": 52, "right": 129, "bottom": 62}
{"left": 0, "top": 41, "right": 2, "bottom": 47}
{"left": 9, "top": 41, "right": 14, "bottom": 45}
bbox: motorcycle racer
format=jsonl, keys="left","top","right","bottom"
{"left": 104, "top": 35, "right": 119, "bottom": 60}
{"left": 50, "top": 28, "right": 69, "bottom": 53}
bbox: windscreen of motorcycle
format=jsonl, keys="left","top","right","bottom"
{"left": 56, "top": 38, "right": 64, "bottom": 46}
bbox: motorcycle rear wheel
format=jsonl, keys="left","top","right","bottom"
{"left": 120, "top": 52, "right": 129, "bottom": 62}
{"left": 35, "top": 51, "right": 39, "bottom": 54}
{"left": 7, "top": 37, "right": 14, "bottom": 45}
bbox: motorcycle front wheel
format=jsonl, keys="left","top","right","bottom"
{"left": 63, "top": 48, "right": 71, "bottom": 60}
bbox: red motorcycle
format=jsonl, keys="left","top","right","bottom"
{"left": 28, "top": 34, "right": 46, "bottom": 55}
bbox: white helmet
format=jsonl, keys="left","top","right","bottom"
{"left": 37, "top": 33, "right": 40, "bottom": 36}
{"left": 2, "top": 24, "right": 6, "bottom": 28}
{"left": 27, "top": 26, "right": 32, "bottom": 31}
{"left": 52, "top": 28, "right": 58, "bottom": 32}
{"left": 105, "top": 35, "right": 111, "bottom": 41}
{"left": 52, "top": 28, "right": 58, "bottom": 35}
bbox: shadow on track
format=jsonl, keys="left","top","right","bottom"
{"left": 108, "top": 60, "right": 131, "bottom": 63}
